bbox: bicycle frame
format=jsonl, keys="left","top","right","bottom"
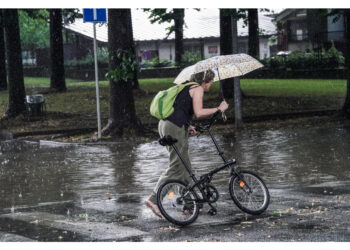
{"left": 170, "top": 128, "right": 238, "bottom": 205}
{"left": 158, "top": 114, "right": 269, "bottom": 221}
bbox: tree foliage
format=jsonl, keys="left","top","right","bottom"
{"left": 105, "top": 49, "right": 139, "bottom": 82}
{"left": 143, "top": 8, "right": 179, "bottom": 38}
{"left": 18, "top": 9, "right": 80, "bottom": 51}
{"left": 62, "top": 9, "right": 82, "bottom": 24}
{"left": 19, "top": 10, "right": 49, "bottom": 50}
{"left": 143, "top": 8, "right": 185, "bottom": 66}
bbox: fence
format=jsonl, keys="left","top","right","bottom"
{"left": 23, "top": 66, "right": 349, "bottom": 81}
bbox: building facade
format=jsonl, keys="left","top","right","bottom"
{"left": 60, "top": 9, "right": 277, "bottom": 67}
{"left": 275, "top": 9, "right": 346, "bottom": 54}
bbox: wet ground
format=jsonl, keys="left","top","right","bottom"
{"left": 0, "top": 125, "right": 350, "bottom": 242}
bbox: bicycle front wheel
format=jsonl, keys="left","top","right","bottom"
{"left": 229, "top": 170, "right": 270, "bottom": 215}
{"left": 157, "top": 180, "right": 199, "bottom": 226}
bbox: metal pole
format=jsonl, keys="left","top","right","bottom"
{"left": 217, "top": 68, "right": 227, "bottom": 121}
{"left": 93, "top": 22, "right": 102, "bottom": 139}
{"left": 217, "top": 68, "right": 224, "bottom": 100}
{"left": 234, "top": 77, "right": 243, "bottom": 129}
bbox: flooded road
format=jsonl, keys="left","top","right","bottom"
{"left": 0, "top": 125, "right": 350, "bottom": 241}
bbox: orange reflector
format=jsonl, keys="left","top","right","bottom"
{"left": 168, "top": 192, "right": 174, "bottom": 198}
{"left": 240, "top": 181, "right": 245, "bottom": 188}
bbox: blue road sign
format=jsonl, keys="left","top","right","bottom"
{"left": 83, "top": 9, "right": 107, "bottom": 23}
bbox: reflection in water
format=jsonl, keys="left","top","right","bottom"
{"left": 66, "top": 145, "right": 116, "bottom": 202}
{"left": 133, "top": 141, "right": 168, "bottom": 192}
{"left": 220, "top": 127, "right": 350, "bottom": 188}
{"left": 0, "top": 141, "right": 78, "bottom": 210}
{"left": 0, "top": 126, "right": 349, "bottom": 211}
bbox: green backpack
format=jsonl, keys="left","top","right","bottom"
{"left": 150, "top": 82, "right": 199, "bottom": 120}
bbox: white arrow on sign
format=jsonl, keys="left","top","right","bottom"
{"left": 93, "top": 9, "right": 97, "bottom": 21}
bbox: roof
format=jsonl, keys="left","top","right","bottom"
{"left": 65, "top": 8, "right": 277, "bottom": 43}
{"left": 275, "top": 9, "right": 307, "bottom": 22}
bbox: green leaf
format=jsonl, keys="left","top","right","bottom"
{"left": 107, "top": 49, "right": 139, "bottom": 82}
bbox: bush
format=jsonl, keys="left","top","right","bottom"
{"left": 65, "top": 47, "right": 109, "bottom": 68}
{"left": 262, "top": 42, "right": 345, "bottom": 71}
{"left": 261, "top": 56, "right": 285, "bottom": 70}
{"left": 142, "top": 57, "right": 171, "bottom": 68}
{"left": 182, "top": 51, "right": 203, "bottom": 66}
{"left": 323, "top": 41, "right": 345, "bottom": 68}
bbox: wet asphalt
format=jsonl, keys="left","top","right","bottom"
{"left": 0, "top": 125, "right": 350, "bottom": 242}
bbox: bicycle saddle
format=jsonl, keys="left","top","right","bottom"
{"left": 159, "top": 135, "right": 178, "bottom": 146}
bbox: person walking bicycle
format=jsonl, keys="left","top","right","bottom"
{"left": 145, "top": 69, "right": 228, "bottom": 218}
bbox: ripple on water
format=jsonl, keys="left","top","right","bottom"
{"left": 0, "top": 126, "right": 349, "bottom": 210}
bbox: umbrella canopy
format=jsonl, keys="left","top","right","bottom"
{"left": 174, "top": 53, "right": 263, "bottom": 84}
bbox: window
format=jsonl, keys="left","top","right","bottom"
{"left": 208, "top": 46, "right": 217, "bottom": 54}
{"left": 296, "top": 29, "right": 303, "bottom": 41}
{"left": 289, "top": 21, "right": 308, "bottom": 41}
{"left": 208, "top": 46, "right": 218, "bottom": 54}
{"left": 184, "top": 45, "right": 201, "bottom": 53}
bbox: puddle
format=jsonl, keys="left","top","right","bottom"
{"left": 1, "top": 126, "right": 349, "bottom": 214}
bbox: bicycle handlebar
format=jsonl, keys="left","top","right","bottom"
{"left": 193, "top": 110, "right": 225, "bottom": 133}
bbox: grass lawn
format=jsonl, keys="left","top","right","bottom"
{"left": 240, "top": 79, "right": 346, "bottom": 98}
{"left": 0, "top": 77, "right": 347, "bottom": 140}
{"left": 0, "top": 77, "right": 347, "bottom": 113}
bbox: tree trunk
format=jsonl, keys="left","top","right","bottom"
{"left": 49, "top": 9, "right": 66, "bottom": 92}
{"left": 126, "top": 9, "right": 139, "bottom": 90}
{"left": 219, "top": 9, "right": 234, "bottom": 100}
{"left": 232, "top": 10, "right": 243, "bottom": 129}
{"left": 0, "top": 10, "right": 7, "bottom": 91}
{"left": 232, "top": 13, "right": 238, "bottom": 54}
{"left": 3, "top": 9, "right": 26, "bottom": 117}
{"left": 343, "top": 81, "right": 350, "bottom": 118}
{"left": 248, "top": 9, "right": 260, "bottom": 59}
{"left": 174, "top": 9, "right": 184, "bottom": 67}
{"left": 103, "top": 9, "right": 141, "bottom": 136}
{"left": 343, "top": 10, "right": 350, "bottom": 118}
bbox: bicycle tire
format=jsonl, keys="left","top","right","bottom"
{"left": 229, "top": 170, "right": 270, "bottom": 215}
{"left": 157, "top": 180, "right": 199, "bottom": 226}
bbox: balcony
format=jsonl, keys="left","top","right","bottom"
{"left": 288, "top": 33, "right": 309, "bottom": 42}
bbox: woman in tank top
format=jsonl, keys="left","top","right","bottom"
{"left": 145, "top": 69, "right": 229, "bottom": 218}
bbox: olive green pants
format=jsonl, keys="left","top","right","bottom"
{"left": 148, "top": 119, "right": 193, "bottom": 204}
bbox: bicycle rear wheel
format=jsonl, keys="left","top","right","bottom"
{"left": 229, "top": 170, "right": 270, "bottom": 215}
{"left": 157, "top": 180, "right": 199, "bottom": 226}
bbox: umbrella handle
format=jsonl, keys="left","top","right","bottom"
{"left": 217, "top": 67, "right": 227, "bottom": 122}
{"left": 221, "top": 111, "right": 227, "bottom": 122}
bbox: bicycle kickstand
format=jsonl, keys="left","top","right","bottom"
{"left": 207, "top": 203, "right": 217, "bottom": 216}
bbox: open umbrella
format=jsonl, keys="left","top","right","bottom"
{"left": 174, "top": 53, "right": 263, "bottom": 84}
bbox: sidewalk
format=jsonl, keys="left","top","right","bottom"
{"left": 1, "top": 184, "right": 350, "bottom": 242}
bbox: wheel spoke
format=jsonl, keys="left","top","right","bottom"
{"left": 158, "top": 181, "right": 199, "bottom": 225}
{"left": 231, "top": 172, "right": 269, "bottom": 213}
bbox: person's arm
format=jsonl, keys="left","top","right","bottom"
{"left": 192, "top": 87, "right": 220, "bottom": 119}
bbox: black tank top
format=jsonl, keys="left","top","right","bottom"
{"left": 167, "top": 85, "right": 194, "bottom": 128}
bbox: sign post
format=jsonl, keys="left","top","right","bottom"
{"left": 83, "top": 9, "right": 107, "bottom": 139}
